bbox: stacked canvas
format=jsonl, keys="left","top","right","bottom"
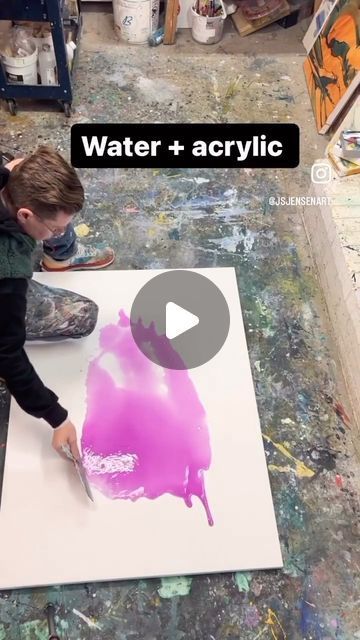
{"left": 326, "top": 96, "right": 360, "bottom": 175}
{"left": 303, "top": 0, "right": 360, "bottom": 134}
{"left": 303, "top": 0, "right": 339, "bottom": 53}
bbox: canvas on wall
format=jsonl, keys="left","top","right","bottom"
{"left": 304, "top": 0, "right": 360, "bottom": 133}
{"left": 0, "top": 269, "right": 282, "bottom": 590}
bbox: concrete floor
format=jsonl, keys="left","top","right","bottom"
{"left": 0, "top": 7, "right": 360, "bottom": 640}
{"left": 304, "top": 152, "right": 360, "bottom": 433}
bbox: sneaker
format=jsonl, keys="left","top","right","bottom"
{"left": 41, "top": 243, "right": 115, "bottom": 272}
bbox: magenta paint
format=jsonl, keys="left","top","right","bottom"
{"left": 244, "top": 605, "right": 260, "bottom": 628}
{"left": 81, "top": 311, "right": 213, "bottom": 525}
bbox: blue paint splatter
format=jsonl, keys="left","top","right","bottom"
{"left": 168, "top": 228, "right": 180, "bottom": 240}
{"left": 300, "top": 598, "right": 328, "bottom": 639}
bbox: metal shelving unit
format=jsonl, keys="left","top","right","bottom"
{"left": 0, "top": 0, "right": 82, "bottom": 117}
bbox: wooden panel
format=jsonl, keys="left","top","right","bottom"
{"left": 164, "top": 0, "right": 180, "bottom": 44}
{"left": 231, "top": 1, "right": 290, "bottom": 36}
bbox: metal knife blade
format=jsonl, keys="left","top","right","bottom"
{"left": 61, "top": 445, "right": 94, "bottom": 502}
{"left": 74, "top": 459, "right": 94, "bottom": 502}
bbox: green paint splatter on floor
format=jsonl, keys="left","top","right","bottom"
{"left": 158, "top": 576, "right": 193, "bottom": 598}
{"left": 0, "top": 625, "right": 6, "bottom": 640}
{"left": 59, "top": 618, "right": 70, "bottom": 631}
{"left": 283, "top": 553, "right": 306, "bottom": 578}
{"left": 19, "top": 620, "right": 48, "bottom": 639}
{"left": 235, "top": 572, "right": 252, "bottom": 592}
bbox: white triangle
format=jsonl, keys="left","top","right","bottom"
{"left": 166, "top": 302, "right": 199, "bottom": 340}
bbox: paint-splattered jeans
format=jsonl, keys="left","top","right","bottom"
{"left": 26, "top": 279, "right": 98, "bottom": 342}
{"left": 26, "top": 226, "right": 98, "bottom": 341}
{"left": 43, "top": 223, "right": 77, "bottom": 260}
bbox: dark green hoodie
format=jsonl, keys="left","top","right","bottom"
{"left": 0, "top": 199, "right": 36, "bottom": 279}
{"left": 0, "top": 166, "right": 68, "bottom": 428}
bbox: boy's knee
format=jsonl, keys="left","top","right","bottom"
{"left": 26, "top": 280, "right": 99, "bottom": 341}
{"left": 81, "top": 298, "right": 99, "bottom": 337}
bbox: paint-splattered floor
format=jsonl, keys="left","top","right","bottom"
{"left": 1, "top": 8, "right": 360, "bottom": 639}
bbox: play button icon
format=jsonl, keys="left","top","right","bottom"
{"left": 130, "top": 270, "right": 230, "bottom": 370}
{"left": 166, "top": 302, "right": 199, "bottom": 340}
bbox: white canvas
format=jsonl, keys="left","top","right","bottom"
{"left": 0, "top": 268, "right": 282, "bottom": 589}
{"left": 302, "top": 0, "right": 339, "bottom": 53}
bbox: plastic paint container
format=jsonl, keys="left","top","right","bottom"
{"left": 1, "top": 42, "right": 38, "bottom": 85}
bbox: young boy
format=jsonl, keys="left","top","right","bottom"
{"left": 0, "top": 146, "right": 113, "bottom": 460}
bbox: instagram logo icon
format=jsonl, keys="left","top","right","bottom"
{"left": 311, "top": 162, "right": 332, "bottom": 184}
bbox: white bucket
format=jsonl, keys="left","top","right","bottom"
{"left": 191, "top": 2, "right": 226, "bottom": 44}
{"left": 113, "top": 0, "right": 159, "bottom": 44}
{"left": 1, "top": 43, "right": 38, "bottom": 85}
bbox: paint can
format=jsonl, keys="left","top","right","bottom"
{"left": 113, "top": 0, "right": 159, "bottom": 44}
{"left": 191, "top": 2, "right": 226, "bottom": 44}
{"left": 1, "top": 41, "right": 38, "bottom": 85}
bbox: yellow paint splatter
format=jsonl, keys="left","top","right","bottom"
{"left": 263, "top": 434, "right": 315, "bottom": 478}
{"left": 268, "top": 464, "right": 292, "bottom": 474}
{"left": 225, "top": 74, "right": 242, "bottom": 99}
{"left": 266, "top": 608, "right": 287, "bottom": 640}
{"left": 156, "top": 212, "right": 168, "bottom": 224}
{"left": 75, "top": 223, "right": 90, "bottom": 237}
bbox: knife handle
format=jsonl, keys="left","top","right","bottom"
{"left": 45, "top": 603, "right": 60, "bottom": 640}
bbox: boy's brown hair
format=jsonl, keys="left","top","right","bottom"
{"left": 5, "top": 145, "right": 84, "bottom": 220}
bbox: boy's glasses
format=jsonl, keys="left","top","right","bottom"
{"left": 34, "top": 213, "right": 67, "bottom": 238}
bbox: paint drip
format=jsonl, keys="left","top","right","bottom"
{"left": 81, "top": 311, "right": 213, "bottom": 525}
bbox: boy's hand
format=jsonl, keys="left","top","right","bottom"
{"left": 52, "top": 420, "right": 80, "bottom": 461}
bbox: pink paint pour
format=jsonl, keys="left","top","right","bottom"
{"left": 81, "top": 311, "right": 213, "bottom": 525}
